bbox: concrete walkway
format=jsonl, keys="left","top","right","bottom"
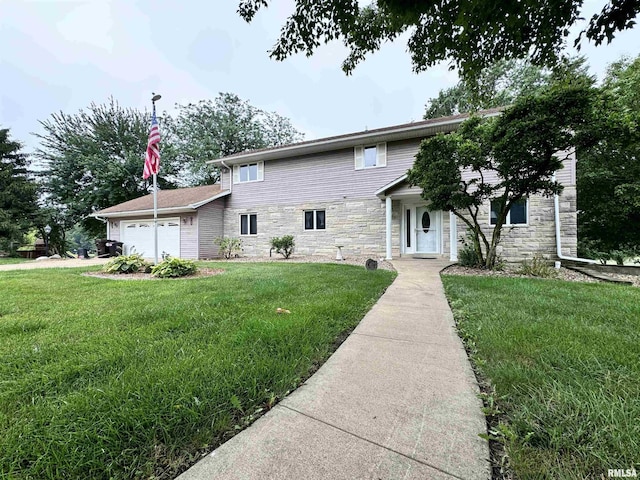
{"left": 0, "top": 257, "right": 109, "bottom": 271}
{"left": 178, "top": 258, "right": 490, "bottom": 480}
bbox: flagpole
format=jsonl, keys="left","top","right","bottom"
{"left": 153, "top": 171, "right": 158, "bottom": 264}
{"left": 151, "top": 94, "right": 161, "bottom": 265}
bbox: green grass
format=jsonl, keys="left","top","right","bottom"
{"left": 0, "top": 262, "right": 395, "bottom": 479}
{"left": 442, "top": 275, "right": 640, "bottom": 479}
{"left": 0, "top": 258, "right": 30, "bottom": 265}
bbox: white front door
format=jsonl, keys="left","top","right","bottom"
{"left": 415, "top": 206, "right": 439, "bottom": 253}
{"left": 403, "top": 206, "right": 441, "bottom": 254}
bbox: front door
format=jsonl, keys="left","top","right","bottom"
{"left": 415, "top": 206, "right": 439, "bottom": 253}
{"left": 404, "top": 206, "right": 440, "bottom": 254}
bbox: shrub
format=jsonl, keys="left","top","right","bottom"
{"left": 214, "top": 237, "right": 243, "bottom": 259}
{"left": 578, "top": 239, "right": 638, "bottom": 265}
{"left": 457, "top": 231, "right": 483, "bottom": 268}
{"left": 271, "top": 235, "right": 295, "bottom": 259}
{"left": 104, "top": 254, "right": 150, "bottom": 274}
{"left": 517, "top": 255, "right": 557, "bottom": 278}
{"left": 151, "top": 256, "right": 198, "bottom": 278}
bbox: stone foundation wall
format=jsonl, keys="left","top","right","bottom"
{"left": 453, "top": 187, "right": 578, "bottom": 262}
{"left": 223, "top": 197, "right": 392, "bottom": 258}
{"left": 221, "top": 187, "right": 577, "bottom": 262}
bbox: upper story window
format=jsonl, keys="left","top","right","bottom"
{"left": 354, "top": 143, "right": 387, "bottom": 170}
{"left": 490, "top": 198, "right": 528, "bottom": 226}
{"left": 304, "top": 210, "right": 326, "bottom": 230}
{"left": 233, "top": 161, "right": 264, "bottom": 184}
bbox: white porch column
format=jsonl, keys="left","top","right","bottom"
{"left": 385, "top": 196, "right": 393, "bottom": 260}
{"left": 449, "top": 211, "right": 458, "bottom": 261}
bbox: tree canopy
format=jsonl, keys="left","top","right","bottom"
{"left": 237, "top": 0, "right": 640, "bottom": 80}
{"left": 576, "top": 55, "right": 640, "bottom": 261}
{"left": 424, "top": 59, "right": 551, "bottom": 119}
{"left": 0, "top": 128, "right": 38, "bottom": 253}
{"left": 34, "top": 94, "right": 303, "bottom": 241}
{"left": 35, "top": 98, "right": 182, "bottom": 238}
{"left": 166, "top": 93, "right": 303, "bottom": 185}
{"left": 408, "top": 84, "right": 593, "bottom": 268}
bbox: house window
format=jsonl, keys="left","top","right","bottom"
{"left": 233, "top": 161, "right": 264, "bottom": 184}
{"left": 354, "top": 143, "right": 387, "bottom": 170}
{"left": 240, "top": 214, "right": 257, "bottom": 235}
{"left": 490, "top": 198, "right": 528, "bottom": 226}
{"left": 304, "top": 210, "right": 326, "bottom": 230}
{"left": 364, "top": 147, "right": 377, "bottom": 167}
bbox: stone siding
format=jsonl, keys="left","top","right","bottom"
{"left": 224, "top": 198, "right": 392, "bottom": 258}
{"left": 453, "top": 187, "right": 578, "bottom": 262}
{"left": 221, "top": 187, "right": 577, "bottom": 262}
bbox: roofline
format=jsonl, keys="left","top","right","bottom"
{"left": 90, "top": 206, "right": 197, "bottom": 219}
{"left": 190, "top": 189, "right": 231, "bottom": 208}
{"left": 375, "top": 174, "right": 409, "bottom": 197}
{"left": 90, "top": 190, "right": 230, "bottom": 218}
{"left": 208, "top": 110, "right": 502, "bottom": 165}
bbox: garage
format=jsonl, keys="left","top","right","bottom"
{"left": 93, "top": 184, "right": 229, "bottom": 260}
{"left": 120, "top": 219, "right": 180, "bottom": 258}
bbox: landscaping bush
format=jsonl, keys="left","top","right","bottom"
{"left": 517, "top": 255, "right": 557, "bottom": 278}
{"left": 104, "top": 253, "right": 150, "bottom": 274}
{"left": 214, "top": 236, "right": 243, "bottom": 259}
{"left": 578, "top": 239, "right": 638, "bottom": 265}
{"left": 457, "top": 231, "right": 483, "bottom": 268}
{"left": 271, "top": 235, "right": 295, "bottom": 259}
{"left": 151, "top": 256, "right": 198, "bottom": 278}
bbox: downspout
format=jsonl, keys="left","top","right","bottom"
{"left": 220, "top": 160, "right": 232, "bottom": 193}
{"left": 93, "top": 215, "right": 109, "bottom": 238}
{"left": 553, "top": 174, "right": 597, "bottom": 264}
{"left": 218, "top": 160, "right": 232, "bottom": 253}
{"left": 385, "top": 196, "right": 393, "bottom": 260}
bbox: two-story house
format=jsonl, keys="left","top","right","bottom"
{"left": 94, "top": 111, "right": 578, "bottom": 262}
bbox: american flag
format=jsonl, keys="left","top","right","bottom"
{"left": 142, "top": 112, "right": 161, "bottom": 179}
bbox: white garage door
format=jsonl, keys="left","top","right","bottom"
{"left": 120, "top": 219, "right": 181, "bottom": 259}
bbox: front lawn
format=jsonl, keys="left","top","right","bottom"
{"left": 0, "top": 257, "right": 30, "bottom": 265}
{"left": 0, "top": 262, "right": 395, "bottom": 479}
{"left": 442, "top": 275, "right": 640, "bottom": 479}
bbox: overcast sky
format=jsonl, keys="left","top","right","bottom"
{"left": 2, "top": 0, "right": 639, "bottom": 153}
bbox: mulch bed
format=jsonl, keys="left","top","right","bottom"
{"left": 443, "top": 264, "right": 639, "bottom": 287}
{"left": 83, "top": 268, "right": 224, "bottom": 281}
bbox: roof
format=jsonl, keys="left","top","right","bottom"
{"left": 209, "top": 108, "right": 503, "bottom": 165}
{"left": 374, "top": 174, "right": 409, "bottom": 197}
{"left": 92, "top": 184, "right": 230, "bottom": 218}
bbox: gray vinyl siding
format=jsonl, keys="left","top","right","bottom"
{"left": 108, "top": 221, "right": 120, "bottom": 241}
{"left": 226, "top": 139, "right": 421, "bottom": 209}
{"left": 179, "top": 214, "right": 198, "bottom": 259}
{"left": 224, "top": 138, "right": 577, "bottom": 210}
{"left": 555, "top": 150, "right": 576, "bottom": 185}
{"left": 197, "top": 200, "right": 225, "bottom": 259}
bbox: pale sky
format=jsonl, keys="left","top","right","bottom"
{"left": 2, "top": 0, "right": 639, "bottom": 153}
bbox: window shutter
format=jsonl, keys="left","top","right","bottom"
{"left": 376, "top": 143, "right": 387, "bottom": 167}
{"left": 233, "top": 165, "right": 240, "bottom": 184}
{"left": 354, "top": 146, "right": 364, "bottom": 170}
{"left": 257, "top": 161, "right": 264, "bottom": 181}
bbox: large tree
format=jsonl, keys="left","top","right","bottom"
{"left": 237, "top": 0, "right": 639, "bottom": 80}
{"left": 167, "top": 93, "right": 303, "bottom": 185}
{"left": 424, "top": 59, "right": 551, "bottom": 119}
{"left": 408, "top": 84, "right": 593, "bottom": 268}
{"left": 424, "top": 57, "right": 593, "bottom": 119}
{"left": 0, "top": 128, "right": 38, "bottom": 254}
{"left": 35, "top": 98, "right": 181, "bottom": 238}
{"left": 577, "top": 56, "right": 640, "bottom": 261}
